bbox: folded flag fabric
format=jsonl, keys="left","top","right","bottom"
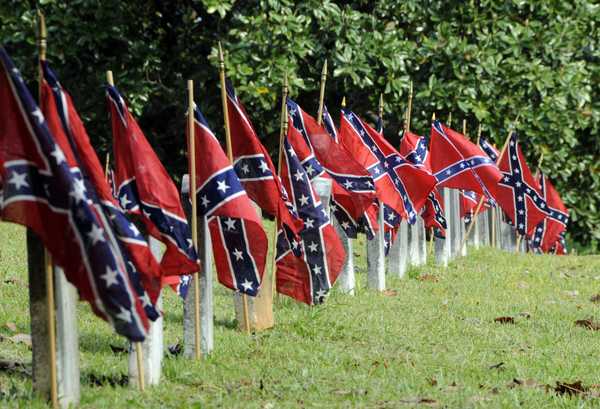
{"left": 495, "top": 132, "right": 549, "bottom": 236}
{"left": 530, "top": 173, "right": 569, "bottom": 253}
{"left": 41, "top": 61, "right": 162, "bottom": 317}
{"left": 0, "top": 48, "right": 149, "bottom": 341}
{"left": 275, "top": 130, "right": 345, "bottom": 305}
{"left": 339, "top": 109, "right": 436, "bottom": 224}
{"left": 226, "top": 83, "right": 303, "bottom": 239}
{"left": 191, "top": 106, "right": 267, "bottom": 296}
{"left": 106, "top": 84, "right": 199, "bottom": 276}
{"left": 430, "top": 120, "right": 502, "bottom": 201}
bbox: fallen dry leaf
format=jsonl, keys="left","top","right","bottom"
{"left": 517, "top": 281, "right": 529, "bottom": 289}
{"left": 494, "top": 316, "right": 515, "bottom": 324}
{"left": 4, "top": 322, "right": 17, "bottom": 332}
{"left": 554, "top": 380, "right": 587, "bottom": 396}
{"left": 563, "top": 290, "right": 579, "bottom": 298}
{"left": 382, "top": 289, "right": 398, "bottom": 297}
{"left": 590, "top": 294, "right": 600, "bottom": 303}
{"left": 417, "top": 274, "right": 438, "bottom": 282}
{"left": 428, "top": 377, "right": 438, "bottom": 387}
{"left": 0, "top": 359, "right": 30, "bottom": 376}
{"left": 399, "top": 397, "right": 439, "bottom": 406}
{"left": 517, "top": 312, "right": 531, "bottom": 319}
{"left": 575, "top": 319, "right": 600, "bottom": 331}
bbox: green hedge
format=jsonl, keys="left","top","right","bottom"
{"left": 2, "top": 0, "right": 598, "bottom": 250}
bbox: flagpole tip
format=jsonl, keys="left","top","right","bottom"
{"left": 321, "top": 59, "right": 327, "bottom": 76}
{"left": 341, "top": 96, "right": 346, "bottom": 108}
{"left": 106, "top": 71, "right": 114, "bottom": 86}
{"left": 431, "top": 112, "right": 436, "bottom": 121}
{"left": 187, "top": 79, "right": 193, "bottom": 90}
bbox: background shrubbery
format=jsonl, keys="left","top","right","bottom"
{"left": 2, "top": 0, "right": 598, "bottom": 250}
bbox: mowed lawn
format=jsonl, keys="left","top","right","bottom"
{"left": 1, "top": 221, "right": 600, "bottom": 408}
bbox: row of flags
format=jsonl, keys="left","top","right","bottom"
{"left": 0, "top": 46, "right": 569, "bottom": 341}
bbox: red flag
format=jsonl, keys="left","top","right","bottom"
{"left": 226, "top": 83, "right": 302, "bottom": 236}
{"left": 530, "top": 174, "right": 568, "bottom": 253}
{"left": 106, "top": 85, "right": 198, "bottom": 276}
{"left": 275, "top": 132, "right": 345, "bottom": 305}
{"left": 41, "top": 62, "right": 162, "bottom": 316}
{"left": 430, "top": 121, "right": 502, "bottom": 200}
{"left": 339, "top": 110, "right": 436, "bottom": 224}
{"left": 191, "top": 106, "right": 268, "bottom": 296}
{"left": 0, "top": 48, "right": 149, "bottom": 340}
{"left": 495, "top": 133, "right": 548, "bottom": 235}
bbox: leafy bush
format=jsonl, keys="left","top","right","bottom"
{"left": 1, "top": 0, "right": 598, "bottom": 249}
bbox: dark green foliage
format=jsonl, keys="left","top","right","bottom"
{"left": 1, "top": 0, "right": 598, "bottom": 249}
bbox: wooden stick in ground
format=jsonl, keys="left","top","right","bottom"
{"left": 316, "top": 59, "right": 327, "bottom": 126}
{"left": 272, "top": 73, "right": 289, "bottom": 298}
{"left": 37, "top": 11, "right": 59, "bottom": 409}
{"left": 186, "top": 80, "right": 202, "bottom": 359}
{"left": 217, "top": 43, "right": 251, "bottom": 335}
{"left": 107, "top": 70, "right": 151, "bottom": 379}
{"left": 461, "top": 115, "right": 521, "bottom": 249}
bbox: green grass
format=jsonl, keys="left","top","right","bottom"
{"left": 1, "top": 221, "right": 600, "bottom": 408}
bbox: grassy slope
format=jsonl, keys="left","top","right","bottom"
{"left": 1, "top": 221, "right": 600, "bottom": 408}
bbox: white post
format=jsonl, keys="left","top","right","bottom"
{"left": 408, "top": 222, "right": 420, "bottom": 266}
{"left": 180, "top": 175, "right": 213, "bottom": 357}
{"left": 28, "top": 231, "right": 81, "bottom": 408}
{"left": 417, "top": 218, "right": 427, "bottom": 265}
{"left": 366, "top": 203, "right": 386, "bottom": 291}
{"left": 54, "top": 267, "right": 80, "bottom": 407}
{"left": 434, "top": 189, "right": 452, "bottom": 266}
{"left": 388, "top": 220, "right": 409, "bottom": 278}
{"left": 447, "top": 189, "right": 462, "bottom": 259}
{"left": 478, "top": 210, "right": 490, "bottom": 247}
{"left": 128, "top": 238, "right": 163, "bottom": 387}
{"left": 333, "top": 218, "right": 355, "bottom": 294}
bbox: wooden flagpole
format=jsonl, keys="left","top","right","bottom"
{"left": 447, "top": 112, "right": 452, "bottom": 128}
{"left": 37, "top": 11, "right": 59, "bottom": 409}
{"left": 462, "top": 114, "right": 521, "bottom": 249}
{"left": 217, "top": 43, "right": 251, "bottom": 335}
{"left": 316, "top": 59, "right": 327, "bottom": 126}
{"left": 272, "top": 73, "right": 289, "bottom": 298}
{"left": 106, "top": 70, "right": 148, "bottom": 385}
{"left": 104, "top": 152, "right": 110, "bottom": 179}
{"left": 186, "top": 80, "right": 202, "bottom": 360}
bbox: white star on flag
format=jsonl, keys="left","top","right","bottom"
{"left": 31, "top": 108, "right": 44, "bottom": 124}
{"left": 341, "top": 221, "right": 350, "bottom": 230}
{"left": 50, "top": 146, "right": 66, "bottom": 164}
{"left": 304, "top": 218, "right": 314, "bottom": 228}
{"left": 101, "top": 266, "right": 119, "bottom": 287}
{"left": 217, "top": 180, "right": 230, "bottom": 193}
{"left": 140, "top": 292, "right": 152, "bottom": 307}
{"left": 299, "top": 194, "right": 309, "bottom": 206}
{"left": 8, "top": 172, "right": 28, "bottom": 190}
{"left": 312, "top": 264, "right": 322, "bottom": 275}
{"left": 258, "top": 160, "right": 269, "bottom": 173}
{"left": 294, "top": 170, "right": 304, "bottom": 182}
{"left": 308, "top": 242, "right": 318, "bottom": 252}
{"left": 241, "top": 279, "right": 253, "bottom": 291}
{"left": 116, "top": 306, "right": 132, "bottom": 323}
{"left": 201, "top": 195, "right": 210, "bottom": 207}
{"left": 87, "top": 224, "right": 105, "bottom": 245}
{"left": 241, "top": 164, "right": 250, "bottom": 174}
{"left": 224, "top": 218, "right": 236, "bottom": 230}
{"left": 70, "top": 179, "right": 87, "bottom": 203}
{"left": 232, "top": 248, "right": 244, "bottom": 261}
{"left": 120, "top": 194, "right": 132, "bottom": 209}
{"left": 343, "top": 180, "right": 353, "bottom": 189}
{"left": 305, "top": 164, "right": 315, "bottom": 176}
